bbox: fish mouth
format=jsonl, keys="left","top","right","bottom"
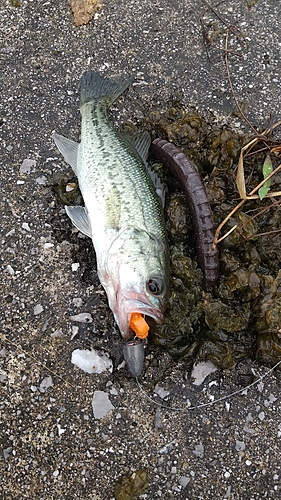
{"left": 116, "top": 291, "right": 163, "bottom": 340}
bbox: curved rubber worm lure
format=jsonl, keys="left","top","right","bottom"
{"left": 151, "top": 138, "right": 220, "bottom": 291}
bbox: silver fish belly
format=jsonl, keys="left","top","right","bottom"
{"left": 53, "top": 71, "right": 169, "bottom": 345}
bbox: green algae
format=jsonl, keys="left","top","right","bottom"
{"left": 114, "top": 470, "right": 148, "bottom": 500}
{"left": 144, "top": 103, "right": 281, "bottom": 369}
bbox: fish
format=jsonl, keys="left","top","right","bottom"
{"left": 53, "top": 71, "right": 169, "bottom": 352}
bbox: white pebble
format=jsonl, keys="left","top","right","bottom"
{"left": 73, "top": 297, "right": 83, "bottom": 308}
{"left": 92, "top": 391, "right": 115, "bottom": 419}
{"left": 235, "top": 440, "right": 245, "bottom": 451}
{"left": 154, "top": 384, "right": 170, "bottom": 399}
{"left": 39, "top": 376, "right": 53, "bottom": 393}
{"left": 191, "top": 361, "right": 217, "bottom": 386}
{"left": 19, "top": 158, "right": 36, "bottom": 174}
{"left": 22, "top": 222, "right": 31, "bottom": 231}
{"left": 71, "top": 262, "right": 80, "bottom": 272}
{"left": 71, "top": 348, "right": 113, "bottom": 374}
{"left": 34, "top": 304, "right": 43, "bottom": 315}
{"left": 70, "top": 326, "right": 79, "bottom": 340}
{"left": 192, "top": 442, "right": 204, "bottom": 458}
{"left": 36, "top": 175, "right": 48, "bottom": 185}
{"left": 69, "top": 312, "right": 93, "bottom": 323}
{"left": 6, "top": 265, "right": 15, "bottom": 275}
{"left": 179, "top": 476, "right": 190, "bottom": 487}
{"left": 44, "top": 242, "right": 54, "bottom": 249}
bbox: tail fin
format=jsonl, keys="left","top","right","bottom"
{"left": 79, "top": 71, "right": 134, "bottom": 108}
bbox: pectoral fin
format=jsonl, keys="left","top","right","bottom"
{"left": 53, "top": 134, "right": 79, "bottom": 174}
{"left": 65, "top": 206, "right": 92, "bottom": 238}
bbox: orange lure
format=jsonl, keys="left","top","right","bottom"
{"left": 129, "top": 313, "right": 149, "bottom": 339}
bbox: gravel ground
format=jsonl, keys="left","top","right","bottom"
{"left": 1, "top": 0, "right": 281, "bottom": 499}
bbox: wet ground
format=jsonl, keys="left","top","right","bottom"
{"left": 1, "top": 0, "right": 281, "bottom": 498}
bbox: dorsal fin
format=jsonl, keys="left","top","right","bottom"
{"left": 121, "top": 130, "right": 165, "bottom": 207}
{"left": 120, "top": 130, "right": 151, "bottom": 164}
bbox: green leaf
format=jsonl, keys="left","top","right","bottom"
{"left": 258, "top": 154, "right": 273, "bottom": 200}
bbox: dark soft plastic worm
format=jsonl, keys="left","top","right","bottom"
{"left": 151, "top": 138, "right": 219, "bottom": 292}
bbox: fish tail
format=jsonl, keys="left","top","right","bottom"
{"left": 79, "top": 71, "right": 134, "bottom": 108}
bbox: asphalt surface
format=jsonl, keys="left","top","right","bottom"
{"left": 1, "top": 0, "right": 281, "bottom": 499}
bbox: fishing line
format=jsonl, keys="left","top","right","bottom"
{"left": 136, "top": 359, "right": 281, "bottom": 413}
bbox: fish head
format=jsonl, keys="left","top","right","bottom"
{"left": 100, "top": 230, "right": 169, "bottom": 340}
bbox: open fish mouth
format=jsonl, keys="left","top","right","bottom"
{"left": 123, "top": 291, "right": 164, "bottom": 322}
{"left": 115, "top": 290, "right": 164, "bottom": 339}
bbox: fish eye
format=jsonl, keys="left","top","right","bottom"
{"left": 146, "top": 277, "right": 164, "bottom": 296}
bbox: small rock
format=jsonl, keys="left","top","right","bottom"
{"left": 71, "top": 349, "right": 113, "bottom": 374}
{"left": 179, "top": 476, "right": 190, "bottom": 487}
{"left": 70, "top": 326, "right": 79, "bottom": 340}
{"left": 69, "top": 312, "right": 93, "bottom": 323}
{"left": 57, "top": 423, "right": 66, "bottom": 436}
{"left": 243, "top": 425, "right": 255, "bottom": 435}
{"left": 269, "top": 393, "right": 277, "bottom": 403}
{"left": 155, "top": 408, "right": 163, "bottom": 429}
{"left": 191, "top": 361, "right": 217, "bottom": 386}
{"left": 6, "top": 265, "right": 14, "bottom": 275}
{"left": 92, "top": 391, "right": 115, "bottom": 419}
{"left": 34, "top": 304, "right": 44, "bottom": 315}
{"left": 71, "top": 262, "right": 80, "bottom": 272}
{"left": 235, "top": 440, "right": 245, "bottom": 451}
{"left": 19, "top": 158, "right": 36, "bottom": 174}
{"left": 39, "top": 376, "right": 53, "bottom": 393}
{"left": 66, "top": 182, "right": 77, "bottom": 192}
{"left": 50, "top": 328, "right": 65, "bottom": 338}
{"left": 22, "top": 222, "right": 31, "bottom": 231}
{"left": 154, "top": 384, "right": 170, "bottom": 399}
{"left": 159, "top": 439, "right": 176, "bottom": 455}
{"left": 192, "top": 442, "right": 204, "bottom": 458}
{"left": 44, "top": 242, "right": 54, "bottom": 249}
{"left": 36, "top": 175, "right": 48, "bottom": 185}
{"left": 3, "top": 447, "right": 13, "bottom": 460}
{"left": 72, "top": 297, "right": 83, "bottom": 308}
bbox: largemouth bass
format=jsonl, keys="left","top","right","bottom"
{"left": 53, "top": 71, "right": 169, "bottom": 342}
